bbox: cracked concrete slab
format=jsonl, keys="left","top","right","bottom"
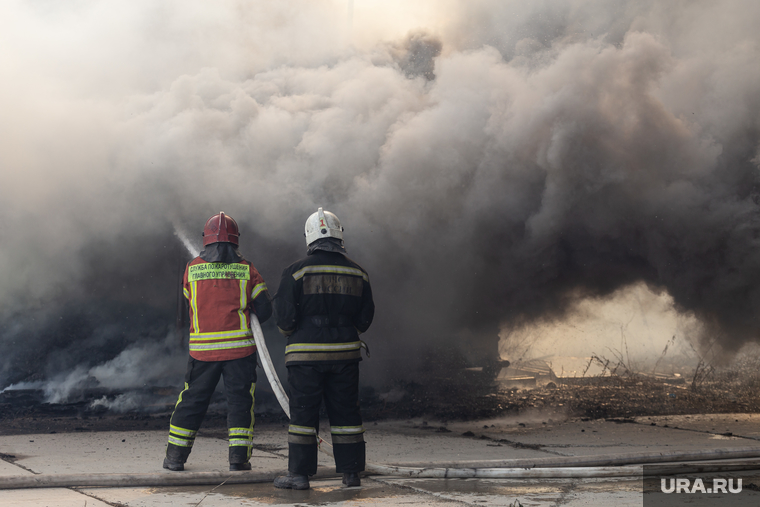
{"left": 1, "top": 416, "right": 759, "bottom": 506}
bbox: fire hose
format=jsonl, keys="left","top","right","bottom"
{"left": 2, "top": 316, "right": 760, "bottom": 489}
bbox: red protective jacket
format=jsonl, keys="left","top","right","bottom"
{"left": 183, "top": 258, "right": 270, "bottom": 362}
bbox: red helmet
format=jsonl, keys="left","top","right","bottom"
{"left": 202, "top": 212, "right": 240, "bottom": 246}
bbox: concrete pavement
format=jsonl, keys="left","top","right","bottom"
{"left": 1, "top": 414, "right": 760, "bottom": 506}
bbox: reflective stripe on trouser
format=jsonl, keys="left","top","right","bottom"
{"left": 168, "top": 423, "right": 197, "bottom": 448}
{"left": 287, "top": 363, "right": 365, "bottom": 475}
{"left": 331, "top": 425, "right": 365, "bottom": 444}
{"left": 229, "top": 426, "right": 255, "bottom": 447}
{"left": 288, "top": 424, "right": 318, "bottom": 445}
{"left": 228, "top": 382, "right": 256, "bottom": 464}
{"left": 167, "top": 354, "right": 257, "bottom": 464}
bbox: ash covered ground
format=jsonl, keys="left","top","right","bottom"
{"left": 2, "top": 353, "right": 759, "bottom": 437}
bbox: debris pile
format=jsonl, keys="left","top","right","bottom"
{"left": 362, "top": 353, "right": 760, "bottom": 421}
{"left": 2, "top": 353, "right": 760, "bottom": 434}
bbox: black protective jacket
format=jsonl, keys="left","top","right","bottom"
{"left": 273, "top": 249, "right": 374, "bottom": 365}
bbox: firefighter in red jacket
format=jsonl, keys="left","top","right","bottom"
{"left": 273, "top": 208, "right": 374, "bottom": 490}
{"left": 163, "top": 212, "right": 272, "bottom": 472}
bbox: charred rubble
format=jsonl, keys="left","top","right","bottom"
{"left": 3, "top": 349, "right": 760, "bottom": 435}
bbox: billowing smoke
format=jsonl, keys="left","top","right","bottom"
{"left": 1, "top": 1, "right": 759, "bottom": 399}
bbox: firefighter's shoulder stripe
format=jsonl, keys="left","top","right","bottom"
{"left": 188, "top": 262, "right": 251, "bottom": 282}
{"left": 251, "top": 282, "right": 267, "bottom": 299}
{"left": 292, "top": 265, "right": 368, "bottom": 282}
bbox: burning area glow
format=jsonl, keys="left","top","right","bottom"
{"left": 499, "top": 283, "right": 704, "bottom": 378}
{"left": 1, "top": 0, "right": 759, "bottom": 407}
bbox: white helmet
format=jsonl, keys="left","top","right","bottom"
{"left": 305, "top": 207, "right": 344, "bottom": 247}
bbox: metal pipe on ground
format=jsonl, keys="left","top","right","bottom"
{"left": 0, "top": 471, "right": 279, "bottom": 490}
{"left": 365, "top": 460, "right": 760, "bottom": 479}
{"left": 0, "top": 469, "right": 336, "bottom": 490}
{"left": 392, "top": 447, "right": 760, "bottom": 470}
{"left": 2, "top": 460, "right": 760, "bottom": 489}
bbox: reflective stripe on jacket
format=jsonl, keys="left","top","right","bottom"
{"left": 183, "top": 257, "right": 270, "bottom": 361}
{"left": 273, "top": 250, "right": 374, "bottom": 365}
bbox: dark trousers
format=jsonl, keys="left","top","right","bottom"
{"left": 166, "top": 354, "right": 257, "bottom": 464}
{"left": 287, "top": 363, "right": 365, "bottom": 476}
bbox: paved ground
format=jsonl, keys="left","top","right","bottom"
{"left": 1, "top": 414, "right": 760, "bottom": 506}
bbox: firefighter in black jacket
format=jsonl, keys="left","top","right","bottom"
{"left": 273, "top": 208, "right": 374, "bottom": 490}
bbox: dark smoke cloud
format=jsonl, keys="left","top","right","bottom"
{"left": 1, "top": 1, "right": 759, "bottom": 397}
{"left": 390, "top": 32, "right": 442, "bottom": 80}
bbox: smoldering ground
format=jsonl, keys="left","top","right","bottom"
{"left": 1, "top": 1, "right": 759, "bottom": 404}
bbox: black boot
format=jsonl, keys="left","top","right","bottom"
{"left": 163, "top": 457, "right": 184, "bottom": 471}
{"left": 163, "top": 444, "right": 191, "bottom": 471}
{"left": 342, "top": 472, "right": 361, "bottom": 487}
{"left": 229, "top": 445, "right": 251, "bottom": 471}
{"left": 274, "top": 472, "right": 310, "bottom": 490}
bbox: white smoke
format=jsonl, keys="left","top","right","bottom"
{"left": 90, "top": 392, "right": 171, "bottom": 414}
{"left": 42, "top": 333, "right": 186, "bottom": 404}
